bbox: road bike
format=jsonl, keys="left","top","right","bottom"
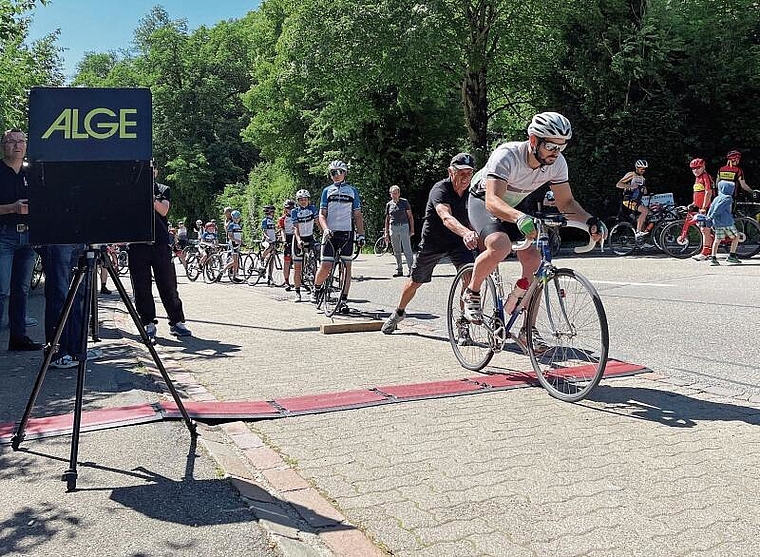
{"left": 316, "top": 234, "right": 361, "bottom": 317}
{"left": 446, "top": 215, "right": 608, "bottom": 402}
{"left": 295, "top": 239, "right": 319, "bottom": 291}
{"left": 248, "top": 240, "right": 285, "bottom": 287}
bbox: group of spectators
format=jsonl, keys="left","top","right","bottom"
{"left": 0, "top": 129, "right": 191, "bottom": 368}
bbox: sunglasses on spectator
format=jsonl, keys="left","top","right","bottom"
{"left": 541, "top": 140, "right": 567, "bottom": 153}
{"left": 329, "top": 169, "right": 345, "bottom": 177}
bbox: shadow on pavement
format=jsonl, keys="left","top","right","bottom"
{"left": 585, "top": 384, "right": 760, "bottom": 428}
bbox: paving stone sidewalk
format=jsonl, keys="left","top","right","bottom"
{"left": 120, "top": 258, "right": 760, "bottom": 557}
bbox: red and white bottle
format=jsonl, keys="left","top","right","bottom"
{"left": 505, "top": 277, "right": 530, "bottom": 315}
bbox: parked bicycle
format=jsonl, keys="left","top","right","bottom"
{"left": 446, "top": 215, "right": 608, "bottom": 402}
{"left": 248, "top": 240, "right": 285, "bottom": 287}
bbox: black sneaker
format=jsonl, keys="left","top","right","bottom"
{"left": 100, "top": 285, "right": 112, "bottom": 295}
{"left": 393, "top": 270, "right": 403, "bottom": 278}
{"left": 8, "top": 336, "right": 43, "bottom": 351}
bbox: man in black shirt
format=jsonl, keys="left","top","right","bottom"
{"left": 0, "top": 129, "right": 42, "bottom": 351}
{"left": 128, "top": 166, "right": 191, "bottom": 342}
{"left": 382, "top": 153, "right": 479, "bottom": 334}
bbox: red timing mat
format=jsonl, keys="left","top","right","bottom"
{"left": 0, "top": 360, "right": 647, "bottom": 444}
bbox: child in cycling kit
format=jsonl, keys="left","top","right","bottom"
{"left": 689, "top": 158, "right": 715, "bottom": 260}
{"left": 704, "top": 180, "right": 742, "bottom": 266}
{"left": 226, "top": 210, "right": 244, "bottom": 282}
{"left": 291, "top": 190, "right": 319, "bottom": 302}
{"left": 278, "top": 200, "right": 296, "bottom": 290}
{"left": 260, "top": 206, "right": 277, "bottom": 262}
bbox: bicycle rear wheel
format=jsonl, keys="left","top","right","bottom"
{"left": 446, "top": 264, "right": 496, "bottom": 371}
{"left": 322, "top": 261, "right": 345, "bottom": 317}
{"left": 526, "top": 268, "right": 609, "bottom": 402}
{"left": 30, "top": 253, "right": 43, "bottom": 289}
{"left": 185, "top": 254, "right": 201, "bottom": 282}
{"left": 735, "top": 217, "right": 760, "bottom": 258}
{"left": 659, "top": 220, "right": 702, "bottom": 258}
{"left": 609, "top": 222, "right": 635, "bottom": 255}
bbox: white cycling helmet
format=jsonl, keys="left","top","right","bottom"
{"left": 635, "top": 159, "right": 649, "bottom": 169}
{"left": 328, "top": 160, "right": 348, "bottom": 174}
{"left": 527, "top": 112, "right": 573, "bottom": 140}
{"left": 296, "top": 189, "right": 311, "bottom": 199}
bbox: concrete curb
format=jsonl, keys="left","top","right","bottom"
{"left": 114, "top": 310, "right": 386, "bottom": 557}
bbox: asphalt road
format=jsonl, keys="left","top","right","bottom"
{"left": 349, "top": 249, "right": 760, "bottom": 396}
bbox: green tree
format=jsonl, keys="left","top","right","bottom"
{"left": 0, "top": 0, "right": 63, "bottom": 130}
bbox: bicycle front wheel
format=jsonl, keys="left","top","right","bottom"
{"left": 267, "top": 253, "right": 285, "bottom": 286}
{"left": 446, "top": 264, "right": 496, "bottom": 371}
{"left": 373, "top": 237, "right": 387, "bottom": 256}
{"left": 609, "top": 222, "right": 635, "bottom": 255}
{"left": 117, "top": 250, "right": 129, "bottom": 275}
{"left": 526, "top": 268, "right": 609, "bottom": 402}
{"left": 204, "top": 254, "right": 223, "bottom": 283}
{"left": 659, "top": 220, "right": 702, "bottom": 259}
{"left": 322, "top": 261, "right": 345, "bottom": 317}
{"left": 735, "top": 217, "right": 760, "bottom": 258}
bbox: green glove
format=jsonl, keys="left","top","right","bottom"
{"left": 517, "top": 215, "right": 536, "bottom": 235}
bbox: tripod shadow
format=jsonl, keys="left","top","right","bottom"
{"left": 583, "top": 384, "right": 760, "bottom": 428}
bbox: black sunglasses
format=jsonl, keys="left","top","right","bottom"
{"left": 330, "top": 169, "right": 345, "bottom": 177}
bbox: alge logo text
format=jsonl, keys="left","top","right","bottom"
{"left": 41, "top": 108, "right": 138, "bottom": 140}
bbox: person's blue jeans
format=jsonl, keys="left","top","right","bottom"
{"left": 0, "top": 225, "right": 35, "bottom": 341}
{"left": 39, "top": 244, "right": 86, "bottom": 358}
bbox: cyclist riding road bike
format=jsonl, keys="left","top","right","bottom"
{"left": 463, "top": 111, "right": 605, "bottom": 338}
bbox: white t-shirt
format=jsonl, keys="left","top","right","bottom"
{"left": 470, "top": 141, "right": 569, "bottom": 207}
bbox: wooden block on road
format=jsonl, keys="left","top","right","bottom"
{"left": 320, "top": 320, "right": 384, "bottom": 334}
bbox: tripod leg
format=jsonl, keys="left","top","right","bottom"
{"left": 63, "top": 250, "right": 98, "bottom": 491}
{"left": 90, "top": 258, "right": 100, "bottom": 342}
{"left": 105, "top": 264, "right": 197, "bottom": 437}
{"left": 11, "top": 262, "right": 89, "bottom": 450}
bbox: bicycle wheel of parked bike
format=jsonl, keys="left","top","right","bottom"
{"left": 373, "top": 237, "right": 388, "bottom": 256}
{"left": 240, "top": 253, "right": 257, "bottom": 279}
{"left": 734, "top": 217, "right": 760, "bottom": 258}
{"left": 322, "top": 261, "right": 346, "bottom": 318}
{"left": 185, "top": 254, "right": 201, "bottom": 282}
{"left": 446, "top": 263, "right": 497, "bottom": 371}
{"left": 609, "top": 222, "right": 636, "bottom": 255}
{"left": 117, "top": 249, "right": 129, "bottom": 275}
{"left": 526, "top": 268, "right": 609, "bottom": 402}
{"left": 30, "top": 253, "right": 43, "bottom": 289}
{"left": 301, "top": 248, "right": 317, "bottom": 289}
{"left": 204, "top": 253, "right": 223, "bottom": 283}
{"left": 266, "top": 253, "right": 285, "bottom": 287}
{"left": 659, "top": 220, "right": 702, "bottom": 259}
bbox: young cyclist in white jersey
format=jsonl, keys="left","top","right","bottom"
{"left": 310, "top": 160, "right": 366, "bottom": 312}
{"left": 250, "top": 205, "right": 277, "bottom": 283}
{"left": 291, "top": 189, "right": 320, "bottom": 302}
{"left": 224, "top": 209, "right": 245, "bottom": 283}
{"left": 464, "top": 112, "right": 605, "bottom": 335}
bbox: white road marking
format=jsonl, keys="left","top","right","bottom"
{"left": 591, "top": 280, "right": 675, "bottom": 287}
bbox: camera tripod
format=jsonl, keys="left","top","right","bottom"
{"left": 10, "top": 245, "right": 197, "bottom": 491}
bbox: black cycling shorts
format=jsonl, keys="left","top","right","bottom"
{"left": 321, "top": 231, "right": 354, "bottom": 262}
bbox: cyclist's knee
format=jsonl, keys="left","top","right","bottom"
{"left": 483, "top": 232, "right": 510, "bottom": 257}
